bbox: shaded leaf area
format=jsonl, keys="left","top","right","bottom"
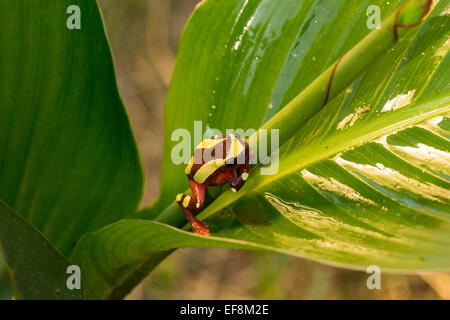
{"left": 159, "top": 0, "right": 407, "bottom": 210}
{"left": 73, "top": 0, "right": 450, "bottom": 299}
{"left": 72, "top": 220, "right": 257, "bottom": 299}
{"left": 0, "top": 248, "right": 13, "bottom": 300}
{"left": 0, "top": 202, "right": 83, "bottom": 299}
{"left": 0, "top": 0, "right": 143, "bottom": 256}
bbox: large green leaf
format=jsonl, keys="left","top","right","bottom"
{"left": 189, "top": 0, "right": 450, "bottom": 267}
{"left": 72, "top": 0, "right": 450, "bottom": 299}
{"left": 158, "top": 0, "right": 426, "bottom": 209}
{"left": 72, "top": 220, "right": 248, "bottom": 299}
{"left": 0, "top": 0, "right": 143, "bottom": 256}
{"left": 0, "top": 201, "right": 83, "bottom": 299}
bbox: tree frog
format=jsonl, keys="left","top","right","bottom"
{"left": 176, "top": 133, "right": 251, "bottom": 236}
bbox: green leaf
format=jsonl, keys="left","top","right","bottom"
{"left": 158, "top": 0, "right": 427, "bottom": 210}
{"left": 0, "top": 248, "right": 13, "bottom": 300}
{"left": 0, "top": 0, "right": 143, "bottom": 256}
{"left": 0, "top": 201, "right": 83, "bottom": 299}
{"left": 71, "top": 219, "right": 254, "bottom": 299}
{"left": 73, "top": 0, "right": 450, "bottom": 299}
{"left": 185, "top": 0, "right": 450, "bottom": 268}
{"left": 156, "top": 0, "right": 450, "bottom": 265}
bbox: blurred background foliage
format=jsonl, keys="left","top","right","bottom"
{"left": 97, "top": 0, "right": 448, "bottom": 300}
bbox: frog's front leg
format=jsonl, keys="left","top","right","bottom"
{"left": 176, "top": 179, "right": 210, "bottom": 236}
{"left": 229, "top": 163, "right": 250, "bottom": 193}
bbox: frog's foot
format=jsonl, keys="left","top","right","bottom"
{"left": 191, "top": 220, "right": 210, "bottom": 236}
{"left": 179, "top": 206, "right": 210, "bottom": 236}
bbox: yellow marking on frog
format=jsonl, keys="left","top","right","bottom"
{"left": 214, "top": 158, "right": 225, "bottom": 166}
{"left": 193, "top": 158, "right": 225, "bottom": 183}
{"left": 183, "top": 196, "right": 191, "bottom": 208}
{"left": 196, "top": 137, "right": 226, "bottom": 149}
{"left": 190, "top": 135, "right": 245, "bottom": 183}
{"left": 185, "top": 156, "right": 195, "bottom": 174}
{"left": 226, "top": 134, "right": 244, "bottom": 161}
{"left": 196, "top": 202, "right": 200, "bottom": 209}
{"left": 185, "top": 138, "right": 226, "bottom": 175}
{"left": 176, "top": 193, "right": 183, "bottom": 202}
{"left": 242, "top": 172, "right": 249, "bottom": 181}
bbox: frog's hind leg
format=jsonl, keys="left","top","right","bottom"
{"left": 179, "top": 206, "right": 210, "bottom": 236}
{"left": 176, "top": 179, "right": 209, "bottom": 236}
